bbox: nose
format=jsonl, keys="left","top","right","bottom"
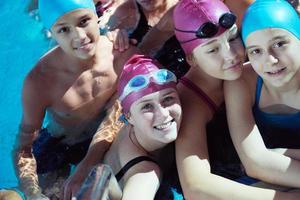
{"left": 222, "top": 42, "right": 237, "bottom": 64}
{"left": 72, "top": 27, "right": 87, "bottom": 42}
{"left": 155, "top": 105, "right": 169, "bottom": 120}
{"left": 266, "top": 53, "right": 279, "bottom": 65}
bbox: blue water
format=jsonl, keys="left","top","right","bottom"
{"left": 0, "top": 1, "right": 52, "bottom": 188}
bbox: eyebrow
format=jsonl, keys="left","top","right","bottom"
{"left": 53, "top": 15, "right": 90, "bottom": 27}
{"left": 137, "top": 91, "right": 176, "bottom": 104}
{"left": 246, "top": 35, "right": 287, "bottom": 50}
{"left": 270, "top": 35, "right": 287, "bottom": 41}
{"left": 202, "top": 39, "right": 218, "bottom": 47}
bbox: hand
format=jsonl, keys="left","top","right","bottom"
{"left": 106, "top": 29, "right": 137, "bottom": 52}
{"left": 0, "top": 189, "right": 23, "bottom": 200}
{"left": 61, "top": 163, "right": 92, "bottom": 200}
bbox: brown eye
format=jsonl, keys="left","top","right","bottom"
{"left": 79, "top": 18, "right": 90, "bottom": 26}
{"left": 57, "top": 27, "right": 69, "bottom": 34}
{"left": 249, "top": 49, "right": 261, "bottom": 55}
{"left": 141, "top": 103, "right": 153, "bottom": 111}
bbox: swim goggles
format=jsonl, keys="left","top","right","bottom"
{"left": 175, "top": 13, "right": 237, "bottom": 44}
{"left": 119, "top": 69, "right": 177, "bottom": 101}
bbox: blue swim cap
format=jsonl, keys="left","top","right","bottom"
{"left": 242, "top": 0, "right": 300, "bottom": 43}
{"left": 39, "top": 0, "right": 96, "bottom": 30}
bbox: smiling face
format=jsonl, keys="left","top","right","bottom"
{"left": 51, "top": 9, "right": 99, "bottom": 60}
{"left": 246, "top": 28, "right": 300, "bottom": 87}
{"left": 128, "top": 88, "right": 181, "bottom": 147}
{"left": 191, "top": 25, "right": 245, "bottom": 80}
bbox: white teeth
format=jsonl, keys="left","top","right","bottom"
{"left": 267, "top": 67, "right": 286, "bottom": 74}
{"left": 154, "top": 121, "right": 173, "bottom": 130}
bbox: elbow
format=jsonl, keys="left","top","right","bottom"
{"left": 243, "top": 158, "right": 273, "bottom": 182}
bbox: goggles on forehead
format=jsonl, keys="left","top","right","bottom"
{"left": 119, "top": 69, "right": 177, "bottom": 101}
{"left": 175, "top": 13, "right": 237, "bottom": 44}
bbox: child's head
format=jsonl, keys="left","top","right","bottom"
{"left": 242, "top": 0, "right": 300, "bottom": 87}
{"left": 118, "top": 55, "right": 181, "bottom": 145}
{"left": 39, "top": 0, "right": 99, "bottom": 60}
{"left": 173, "top": 0, "right": 244, "bottom": 80}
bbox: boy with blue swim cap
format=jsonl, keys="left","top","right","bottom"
{"left": 225, "top": 0, "right": 300, "bottom": 198}
{"left": 9, "top": 0, "right": 137, "bottom": 199}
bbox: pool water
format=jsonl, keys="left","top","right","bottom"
{"left": 0, "top": 0, "right": 52, "bottom": 188}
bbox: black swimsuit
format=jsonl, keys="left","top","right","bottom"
{"left": 129, "top": 3, "right": 190, "bottom": 78}
{"left": 115, "top": 156, "right": 158, "bottom": 181}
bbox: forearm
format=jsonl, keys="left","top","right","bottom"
{"left": 179, "top": 166, "right": 297, "bottom": 200}
{"left": 270, "top": 148, "right": 300, "bottom": 160}
{"left": 13, "top": 129, "right": 41, "bottom": 197}
{"left": 86, "top": 100, "right": 124, "bottom": 166}
{"left": 15, "top": 150, "right": 41, "bottom": 197}
{"left": 244, "top": 150, "right": 300, "bottom": 188}
{"left": 138, "top": 26, "right": 173, "bottom": 56}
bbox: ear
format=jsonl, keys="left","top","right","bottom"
{"left": 126, "top": 113, "right": 135, "bottom": 125}
{"left": 185, "top": 54, "right": 197, "bottom": 68}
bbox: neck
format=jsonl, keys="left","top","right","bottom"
{"left": 130, "top": 126, "right": 164, "bottom": 156}
{"left": 185, "top": 66, "right": 224, "bottom": 92}
{"left": 61, "top": 45, "right": 98, "bottom": 74}
{"left": 143, "top": 0, "right": 174, "bottom": 25}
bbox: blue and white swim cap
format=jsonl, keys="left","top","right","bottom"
{"left": 242, "top": 0, "right": 300, "bottom": 43}
{"left": 39, "top": 0, "right": 96, "bottom": 30}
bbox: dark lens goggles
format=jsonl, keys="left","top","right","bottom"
{"left": 175, "top": 13, "right": 237, "bottom": 44}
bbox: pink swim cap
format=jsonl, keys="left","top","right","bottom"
{"left": 174, "top": 0, "right": 232, "bottom": 55}
{"left": 118, "top": 55, "right": 177, "bottom": 114}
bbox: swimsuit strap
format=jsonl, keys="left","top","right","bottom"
{"left": 179, "top": 77, "right": 218, "bottom": 113}
{"left": 254, "top": 76, "right": 263, "bottom": 107}
{"left": 115, "top": 156, "right": 158, "bottom": 181}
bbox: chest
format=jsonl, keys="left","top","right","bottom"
{"left": 51, "top": 69, "right": 118, "bottom": 117}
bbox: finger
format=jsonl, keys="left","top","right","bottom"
{"left": 117, "top": 31, "right": 125, "bottom": 52}
{"left": 130, "top": 38, "right": 138, "bottom": 45}
{"left": 106, "top": 31, "right": 114, "bottom": 41}
{"left": 63, "top": 184, "right": 72, "bottom": 200}
{"left": 121, "top": 29, "right": 129, "bottom": 49}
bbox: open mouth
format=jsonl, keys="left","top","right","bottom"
{"left": 265, "top": 67, "right": 286, "bottom": 76}
{"left": 154, "top": 119, "right": 175, "bottom": 130}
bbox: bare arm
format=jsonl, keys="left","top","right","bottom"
{"left": 269, "top": 148, "right": 300, "bottom": 160}
{"left": 13, "top": 74, "right": 48, "bottom": 198}
{"left": 224, "top": 73, "right": 300, "bottom": 189}
{"left": 176, "top": 83, "right": 300, "bottom": 200}
{"left": 121, "top": 162, "right": 161, "bottom": 200}
{"left": 63, "top": 99, "right": 124, "bottom": 199}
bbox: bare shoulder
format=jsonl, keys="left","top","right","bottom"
{"left": 224, "top": 62, "right": 257, "bottom": 105}
{"left": 23, "top": 47, "right": 63, "bottom": 99}
{"left": 176, "top": 83, "right": 213, "bottom": 141}
{"left": 178, "top": 83, "right": 213, "bottom": 123}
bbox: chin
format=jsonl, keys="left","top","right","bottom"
{"left": 162, "top": 131, "right": 178, "bottom": 143}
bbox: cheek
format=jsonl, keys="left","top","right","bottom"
{"left": 170, "top": 105, "right": 182, "bottom": 119}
